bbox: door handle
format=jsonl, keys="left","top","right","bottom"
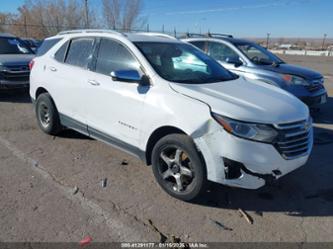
{"left": 49, "top": 66, "right": 57, "bottom": 72}
{"left": 88, "top": 80, "right": 100, "bottom": 86}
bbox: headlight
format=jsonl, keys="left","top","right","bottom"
{"left": 281, "top": 74, "right": 309, "bottom": 86}
{"left": 212, "top": 113, "right": 278, "bottom": 143}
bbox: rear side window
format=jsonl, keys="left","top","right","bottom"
{"left": 65, "top": 38, "right": 95, "bottom": 69}
{"left": 54, "top": 41, "right": 69, "bottom": 62}
{"left": 95, "top": 38, "right": 140, "bottom": 76}
{"left": 189, "top": 41, "right": 206, "bottom": 52}
{"left": 208, "top": 42, "right": 240, "bottom": 62}
{"left": 37, "top": 38, "right": 61, "bottom": 56}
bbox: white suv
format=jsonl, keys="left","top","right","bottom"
{"left": 30, "top": 30, "right": 313, "bottom": 201}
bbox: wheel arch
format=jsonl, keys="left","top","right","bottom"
{"left": 35, "top": 87, "right": 49, "bottom": 99}
{"left": 145, "top": 126, "right": 187, "bottom": 165}
{"left": 35, "top": 87, "right": 60, "bottom": 117}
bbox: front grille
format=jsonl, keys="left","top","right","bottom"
{"left": 1, "top": 64, "right": 30, "bottom": 82}
{"left": 306, "top": 77, "right": 324, "bottom": 92}
{"left": 306, "top": 84, "right": 323, "bottom": 92}
{"left": 274, "top": 119, "right": 312, "bottom": 160}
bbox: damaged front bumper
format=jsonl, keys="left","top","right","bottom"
{"left": 193, "top": 119, "right": 313, "bottom": 189}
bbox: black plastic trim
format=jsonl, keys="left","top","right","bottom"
{"left": 59, "top": 113, "right": 146, "bottom": 163}
{"left": 223, "top": 157, "right": 276, "bottom": 184}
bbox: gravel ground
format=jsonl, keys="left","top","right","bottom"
{"left": 0, "top": 55, "right": 332, "bottom": 243}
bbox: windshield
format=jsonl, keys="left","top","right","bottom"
{"left": 235, "top": 42, "right": 284, "bottom": 65}
{"left": 0, "top": 37, "right": 34, "bottom": 55}
{"left": 135, "top": 42, "right": 237, "bottom": 84}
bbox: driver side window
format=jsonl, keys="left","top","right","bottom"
{"left": 95, "top": 38, "right": 140, "bottom": 76}
{"left": 208, "top": 42, "right": 239, "bottom": 62}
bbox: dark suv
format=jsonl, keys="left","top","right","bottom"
{"left": 0, "top": 33, "right": 35, "bottom": 90}
{"left": 183, "top": 34, "right": 327, "bottom": 107}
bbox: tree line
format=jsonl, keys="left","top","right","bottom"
{"left": 0, "top": 0, "right": 146, "bottom": 39}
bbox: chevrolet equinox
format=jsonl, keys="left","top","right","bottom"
{"left": 30, "top": 30, "right": 313, "bottom": 201}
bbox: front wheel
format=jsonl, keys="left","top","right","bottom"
{"left": 151, "top": 134, "right": 207, "bottom": 201}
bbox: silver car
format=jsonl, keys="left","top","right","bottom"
{"left": 182, "top": 34, "right": 327, "bottom": 107}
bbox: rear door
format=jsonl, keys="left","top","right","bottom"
{"left": 47, "top": 37, "right": 97, "bottom": 129}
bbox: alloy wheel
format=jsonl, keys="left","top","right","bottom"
{"left": 158, "top": 146, "right": 195, "bottom": 193}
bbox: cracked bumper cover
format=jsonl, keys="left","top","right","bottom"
{"left": 192, "top": 119, "right": 313, "bottom": 189}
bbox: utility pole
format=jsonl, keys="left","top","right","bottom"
{"left": 55, "top": 16, "right": 60, "bottom": 33}
{"left": 162, "top": 24, "right": 164, "bottom": 33}
{"left": 84, "top": 0, "right": 89, "bottom": 28}
{"left": 266, "top": 33, "right": 271, "bottom": 49}
{"left": 322, "top": 33, "right": 327, "bottom": 50}
{"left": 24, "top": 15, "right": 28, "bottom": 37}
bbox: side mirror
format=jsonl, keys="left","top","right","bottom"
{"left": 110, "top": 70, "right": 149, "bottom": 85}
{"left": 225, "top": 57, "right": 243, "bottom": 67}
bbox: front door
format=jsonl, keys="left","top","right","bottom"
{"left": 83, "top": 38, "right": 149, "bottom": 148}
{"left": 207, "top": 41, "right": 247, "bottom": 76}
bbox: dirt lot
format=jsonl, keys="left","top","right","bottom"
{"left": 279, "top": 54, "right": 333, "bottom": 77}
{"left": 0, "top": 55, "right": 333, "bottom": 243}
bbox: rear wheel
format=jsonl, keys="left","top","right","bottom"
{"left": 35, "top": 93, "right": 62, "bottom": 135}
{"left": 151, "top": 134, "right": 207, "bottom": 201}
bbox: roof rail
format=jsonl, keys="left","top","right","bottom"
{"left": 57, "top": 29, "right": 123, "bottom": 36}
{"left": 183, "top": 32, "right": 207, "bottom": 38}
{"left": 133, "top": 32, "right": 178, "bottom": 40}
{"left": 207, "top": 32, "right": 233, "bottom": 38}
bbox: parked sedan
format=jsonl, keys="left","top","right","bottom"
{"left": 183, "top": 34, "right": 327, "bottom": 107}
{"left": 0, "top": 33, "right": 35, "bottom": 90}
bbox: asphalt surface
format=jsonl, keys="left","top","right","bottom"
{"left": 0, "top": 55, "right": 332, "bottom": 242}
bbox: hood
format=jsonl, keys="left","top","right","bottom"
{"left": 0, "top": 54, "right": 35, "bottom": 66}
{"left": 170, "top": 77, "right": 309, "bottom": 124}
{"left": 258, "top": 63, "right": 322, "bottom": 80}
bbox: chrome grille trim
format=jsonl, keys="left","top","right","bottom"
{"left": 278, "top": 140, "right": 308, "bottom": 149}
{"left": 274, "top": 120, "right": 306, "bottom": 129}
{"left": 1, "top": 64, "right": 30, "bottom": 82}
{"left": 274, "top": 119, "right": 312, "bottom": 160}
{"left": 284, "top": 130, "right": 308, "bottom": 138}
{"left": 277, "top": 135, "right": 308, "bottom": 145}
{"left": 306, "top": 77, "right": 324, "bottom": 92}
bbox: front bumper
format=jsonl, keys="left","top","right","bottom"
{"left": 194, "top": 121, "right": 313, "bottom": 189}
{"left": 287, "top": 84, "right": 327, "bottom": 107}
{"left": 301, "top": 92, "right": 327, "bottom": 107}
{"left": 0, "top": 80, "right": 29, "bottom": 89}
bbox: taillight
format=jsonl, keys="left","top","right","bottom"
{"left": 29, "top": 60, "right": 35, "bottom": 70}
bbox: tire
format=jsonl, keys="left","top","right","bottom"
{"left": 151, "top": 134, "right": 207, "bottom": 201}
{"left": 35, "top": 93, "right": 62, "bottom": 135}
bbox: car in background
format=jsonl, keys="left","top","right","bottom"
{"left": 182, "top": 33, "right": 327, "bottom": 107}
{"left": 0, "top": 33, "right": 35, "bottom": 90}
{"left": 22, "top": 38, "right": 43, "bottom": 52}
